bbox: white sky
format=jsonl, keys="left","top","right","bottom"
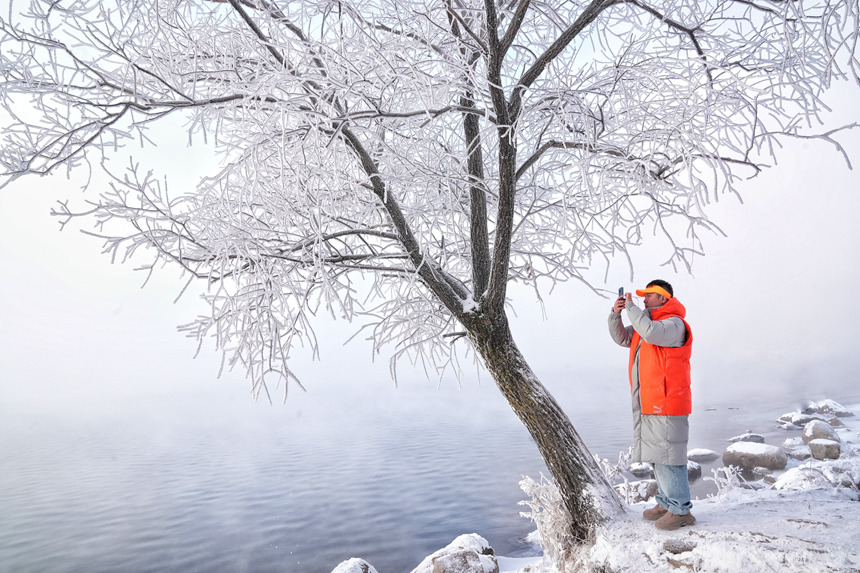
{"left": 1, "top": 85, "right": 859, "bottom": 417}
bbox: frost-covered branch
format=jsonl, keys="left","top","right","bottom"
{"left": 511, "top": 0, "right": 617, "bottom": 117}
{"left": 2, "top": 0, "right": 858, "bottom": 393}
{"left": 624, "top": 0, "right": 713, "bottom": 84}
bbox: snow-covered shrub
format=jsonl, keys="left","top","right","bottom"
{"left": 704, "top": 466, "right": 749, "bottom": 496}
{"left": 594, "top": 447, "right": 633, "bottom": 485}
{"left": 519, "top": 474, "right": 577, "bottom": 571}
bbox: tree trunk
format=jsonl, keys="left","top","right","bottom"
{"left": 468, "top": 314, "right": 625, "bottom": 543}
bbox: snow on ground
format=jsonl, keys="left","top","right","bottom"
{"left": 575, "top": 487, "right": 860, "bottom": 573}
{"left": 499, "top": 401, "right": 860, "bottom": 573}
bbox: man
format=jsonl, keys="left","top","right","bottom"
{"left": 608, "top": 279, "right": 695, "bottom": 531}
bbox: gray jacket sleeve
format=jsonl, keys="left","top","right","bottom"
{"left": 625, "top": 302, "right": 686, "bottom": 348}
{"left": 608, "top": 311, "right": 633, "bottom": 348}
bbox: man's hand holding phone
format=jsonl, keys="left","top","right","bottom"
{"left": 613, "top": 287, "right": 626, "bottom": 313}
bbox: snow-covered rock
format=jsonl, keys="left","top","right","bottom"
{"left": 728, "top": 431, "right": 765, "bottom": 444}
{"left": 687, "top": 448, "right": 720, "bottom": 462}
{"left": 410, "top": 534, "right": 497, "bottom": 573}
{"left": 780, "top": 435, "right": 811, "bottom": 460}
{"left": 778, "top": 398, "right": 853, "bottom": 429}
{"left": 751, "top": 466, "right": 773, "bottom": 478}
{"left": 630, "top": 462, "right": 653, "bottom": 478}
{"left": 782, "top": 436, "right": 805, "bottom": 449}
{"left": 722, "top": 442, "right": 787, "bottom": 470}
{"left": 777, "top": 411, "right": 830, "bottom": 427}
{"left": 687, "top": 460, "right": 702, "bottom": 481}
{"left": 331, "top": 558, "right": 379, "bottom": 573}
{"left": 804, "top": 399, "right": 854, "bottom": 418}
{"left": 430, "top": 550, "right": 499, "bottom": 573}
{"left": 786, "top": 447, "right": 813, "bottom": 461}
{"left": 803, "top": 419, "right": 841, "bottom": 444}
{"left": 772, "top": 466, "right": 836, "bottom": 491}
{"left": 809, "top": 439, "right": 842, "bottom": 460}
{"left": 663, "top": 538, "right": 697, "bottom": 555}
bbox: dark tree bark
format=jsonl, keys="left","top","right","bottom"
{"left": 465, "top": 312, "right": 625, "bottom": 543}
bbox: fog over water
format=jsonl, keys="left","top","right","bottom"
{"left": 2, "top": 93, "right": 860, "bottom": 572}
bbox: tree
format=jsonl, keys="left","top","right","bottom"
{"left": 1, "top": 0, "right": 858, "bottom": 546}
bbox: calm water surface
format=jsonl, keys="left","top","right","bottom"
{"left": 2, "top": 366, "right": 857, "bottom": 573}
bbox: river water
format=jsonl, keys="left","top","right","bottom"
{"left": 3, "top": 357, "right": 858, "bottom": 573}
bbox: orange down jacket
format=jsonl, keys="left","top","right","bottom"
{"left": 628, "top": 297, "right": 693, "bottom": 416}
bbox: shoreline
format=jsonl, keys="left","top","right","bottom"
{"left": 336, "top": 397, "right": 860, "bottom": 573}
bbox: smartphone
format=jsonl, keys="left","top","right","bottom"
{"left": 618, "top": 287, "right": 624, "bottom": 298}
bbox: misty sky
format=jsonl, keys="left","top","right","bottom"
{"left": 2, "top": 86, "right": 859, "bottom": 419}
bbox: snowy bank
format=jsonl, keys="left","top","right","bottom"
{"left": 332, "top": 399, "right": 860, "bottom": 573}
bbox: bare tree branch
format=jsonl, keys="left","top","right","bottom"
{"left": 511, "top": 0, "right": 617, "bottom": 118}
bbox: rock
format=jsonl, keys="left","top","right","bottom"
{"left": 773, "top": 466, "right": 835, "bottom": 490}
{"left": 687, "top": 448, "right": 720, "bottom": 462}
{"left": 332, "top": 558, "right": 379, "bottom": 573}
{"left": 431, "top": 550, "right": 499, "bottom": 573}
{"left": 614, "top": 479, "right": 658, "bottom": 503}
{"left": 751, "top": 466, "right": 772, "bottom": 478}
{"left": 778, "top": 412, "right": 830, "bottom": 426}
{"left": 687, "top": 460, "right": 702, "bottom": 481}
{"left": 778, "top": 403, "right": 851, "bottom": 427}
{"left": 786, "top": 448, "right": 812, "bottom": 461}
{"left": 723, "top": 442, "right": 787, "bottom": 470}
{"left": 802, "top": 420, "right": 841, "bottom": 444}
{"left": 781, "top": 436, "right": 811, "bottom": 460}
{"left": 411, "top": 534, "right": 497, "bottom": 573}
{"left": 729, "top": 431, "right": 765, "bottom": 444}
{"left": 663, "top": 539, "right": 697, "bottom": 554}
{"left": 782, "top": 436, "right": 805, "bottom": 449}
{"left": 630, "top": 462, "right": 653, "bottom": 478}
{"left": 803, "top": 399, "right": 854, "bottom": 418}
{"left": 808, "top": 439, "right": 841, "bottom": 460}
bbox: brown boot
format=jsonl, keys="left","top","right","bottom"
{"left": 655, "top": 511, "right": 696, "bottom": 531}
{"left": 642, "top": 504, "right": 668, "bottom": 521}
